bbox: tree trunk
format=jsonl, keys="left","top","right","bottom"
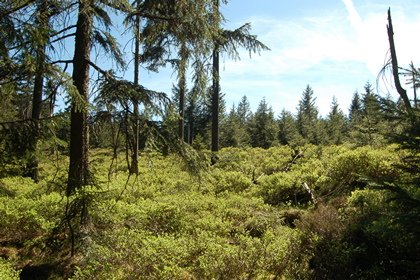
{"left": 387, "top": 8, "right": 413, "bottom": 117}
{"left": 211, "top": 0, "right": 220, "bottom": 152}
{"left": 211, "top": 44, "right": 220, "bottom": 152}
{"left": 177, "top": 42, "right": 188, "bottom": 141}
{"left": 178, "top": 72, "right": 186, "bottom": 140}
{"left": 130, "top": 14, "right": 141, "bottom": 175}
{"left": 68, "top": 0, "right": 92, "bottom": 195}
{"left": 28, "top": 0, "right": 49, "bottom": 182}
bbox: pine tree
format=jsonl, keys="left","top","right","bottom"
{"left": 296, "top": 85, "right": 319, "bottom": 144}
{"left": 67, "top": 0, "right": 94, "bottom": 193}
{"left": 220, "top": 96, "right": 252, "bottom": 148}
{"left": 249, "top": 97, "right": 277, "bottom": 148}
{"left": 348, "top": 90, "right": 363, "bottom": 128}
{"left": 359, "top": 81, "right": 383, "bottom": 145}
{"left": 211, "top": 17, "right": 269, "bottom": 152}
{"left": 278, "top": 109, "right": 303, "bottom": 146}
{"left": 236, "top": 95, "right": 253, "bottom": 126}
{"left": 326, "top": 96, "right": 347, "bottom": 145}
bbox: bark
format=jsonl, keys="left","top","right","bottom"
{"left": 130, "top": 14, "right": 141, "bottom": 175}
{"left": 67, "top": 0, "right": 92, "bottom": 194}
{"left": 177, "top": 42, "right": 188, "bottom": 141}
{"left": 211, "top": 44, "right": 220, "bottom": 152}
{"left": 28, "top": 0, "right": 49, "bottom": 182}
{"left": 211, "top": 0, "right": 220, "bottom": 152}
{"left": 178, "top": 72, "right": 186, "bottom": 140}
{"left": 387, "top": 9, "right": 413, "bottom": 117}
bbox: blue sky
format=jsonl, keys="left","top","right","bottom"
{"left": 131, "top": 0, "right": 420, "bottom": 117}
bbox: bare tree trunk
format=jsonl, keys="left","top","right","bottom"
{"left": 387, "top": 9, "right": 413, "bottom": 117}
{"left": 68, "top": 0, "right": 92, "bottom": 194}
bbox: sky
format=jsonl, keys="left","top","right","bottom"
{"left": 135, "top": 0, "right": 420, "bottom": 117}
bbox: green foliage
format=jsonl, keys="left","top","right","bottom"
{"left": 296, "top": 85, "right": 320, "bottom": 144}
{"left": 0, "top": 177, "right": 64, "bottom": 244}
{"left": 0, "top": 258, "right": 20, "bottom": 280}
{"left": 248, "top": 98, "right": 278, "bottom": 149}
{"left": 0, "top": 143, "right": 419, "bottom": 279}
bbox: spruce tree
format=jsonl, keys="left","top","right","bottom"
{"left": 249, "top": 97, "right": 277, "bottom": 148}
{"left": 278, "top": 109, "right": 303, "bottom": 146}
{"left": 296, "top": 85, "right": 319, "bottom": 144}
{"left": 360, "top": 81, "right": 383, "bottom": 145}
{"left": 348, "top": 90, "right": 363, "bottom": 128}
{"left": 326, "top": 96, "right": 347, "bottom": 145}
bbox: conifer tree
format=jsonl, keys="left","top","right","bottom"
{"left": 326, "top": 96, "right": 347, "bottom": 145}
{"left": 219, "top": 96, "right": 252, "bottom": 148}
{"left": 296, "top": 85, "right": 319, "bottom": 144}
{"left": 359, "top": 81, "right": 383, "bottom": 145}
{"left": 249, "top": 97, "right": 277, "bottom": 148}
{"left": 348, "top": 90, "right": 363, "bottom": 128}
{"left": 211, "top": 17, "right": 269, "bottom": 151}
{"left": 278, "top": 109, "right": 303, "bottom": 146}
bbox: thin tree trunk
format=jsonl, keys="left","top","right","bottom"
{"left": 29, "top": 0, "right": 49, "bottom": 182}
{"left": 178, "top": 72, "right": 186, "bottom": 140}
{"left": 177, "top": 43, "right": 188, "bottom": 141}
{"left": 211, "top": 0, "right": 220, "bottom": 152}
{"left": 211, "top": 43, "right": 220, "bottom": 152}
{"left": 130, "top": 14, "right": 141, "bottom": 175}
{"left": 411, "top": 62, "right": 418, "bottom": 108}
{"left": 68, "top": 0, "right": 92, "bottom": 194}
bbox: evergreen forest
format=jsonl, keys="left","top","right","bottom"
{"left": 0, "top": 1, "right": 419, "bottom": 279}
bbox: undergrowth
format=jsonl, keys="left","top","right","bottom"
{"left": 0, "top": 144, "right": 418, "bottom": 279}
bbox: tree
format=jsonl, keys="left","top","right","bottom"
{"left": 126, "top": 0, "right": 227, "bottom": 158}
{"left": 386, "top": 8, "right": 414, "bottom": 118}
{"left": 296, "top": 85, "right": 319, "bottom": 144}
{"left": 0, "top": 0, "right": 70, "bottom": 180}
{"left": 220, "top": 96, "right": 252, "bottom": 148}
{"left": 220, "top": 104, "right": 239, "bottom": 147}
{"left": 249, "top": 97, "right": 277, "bottom": 148}
{"left": 359, "top": 81, "right": 383, "bottom": 145}
{"left": 211, "top": 18, "right": 269, "bottom": 151}
{"left": 232, "top": 95, "right": 253, "bottom": 146}
{"left": 326, "top": 96, "right": 347, "bottom": 145}
{"left": 67, "top": 0, "right": 94, "bottom": 193}
{"left": 348, "top": 90, "right": 362, "bottom": 128}
{"left": 278, "top": 109, "right": 303, "bottom": 146}
{"left": 27, "top": 0, "right": 51, "bottom": 182}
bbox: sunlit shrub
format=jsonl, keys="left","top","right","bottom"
{"left": 0, "top": 258, "right": 20, "bottom": 280}
{"left": 209, "top": 170, "right": 253, "bottom": 194}
{"left": 255, "top": 172, "right": 307, "bottom": 205}
{"left": 0, "top": 191, "right": 63, "bottom": 244}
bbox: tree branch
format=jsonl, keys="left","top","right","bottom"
{"left": 88, "top": 60, "right": 112, "bottom": 79}
{"left": 51, "top": 25, "right": 77, "bottom": 37}
{"left": 52, "top": 60, "right": 73, "bottom": 65}
{"left": 51, "top": 33, "right": 76, "bottom": 43}
{"left": 0, "top": 1, "right": 32, "bottom": 17}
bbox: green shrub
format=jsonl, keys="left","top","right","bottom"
{"left": 0, "top": 258, "right": 20, "bottom": 280}
{"left": 255, "top": 172, "right": 306, "bottom": 205}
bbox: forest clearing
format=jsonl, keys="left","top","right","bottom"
{"left": 1, "top": 0, "right": 420, "bottom": 279}
{"left": 1, "top": 144, "right": 419, "bottom": 279}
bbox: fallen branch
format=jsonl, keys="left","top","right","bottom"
{"left": 303, "top": 182, "right": 317, "bottom": 207}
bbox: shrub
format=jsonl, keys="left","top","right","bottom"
{"left": 0, "top": 258, "right": 20, "bottom": 280}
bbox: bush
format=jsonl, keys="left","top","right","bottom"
{"left": 0, "top": 258, "right": 20, "bottom": 280}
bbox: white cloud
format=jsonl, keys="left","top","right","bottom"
{"left": 219, "top": 1, "right": 420, "bottom": 117}
{"left": 342, "top": 0, "right": 363, "bottom": 30}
